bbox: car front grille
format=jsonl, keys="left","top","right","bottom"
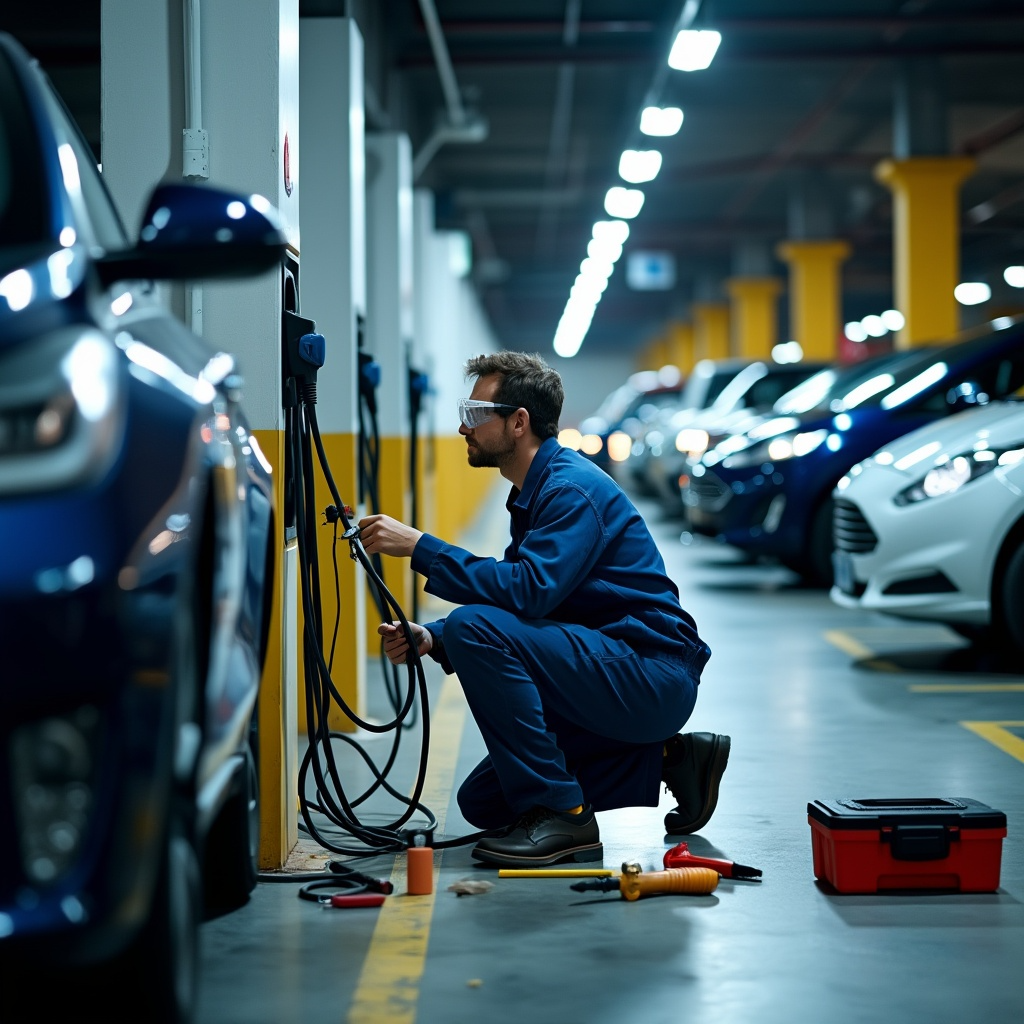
{"left": 833, "top": 498, "right": 877, "bottom": 554}
{"left": 687, "top": 471, "right": 731, "bottom": 511}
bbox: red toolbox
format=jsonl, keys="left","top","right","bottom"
{"left": 808, "top": 797, "right": 1007, "bottom": 893}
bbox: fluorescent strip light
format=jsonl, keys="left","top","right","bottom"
{"left": 640, "top": 106, "right": 683, "bottom": 136}
{"left": 604, "top": 187, "right": 645, "bottom": 219}
{"left": 618, "top": 150, "right": 662, "bottom": 184}
{"left": 668, "top": 29, "right": 721, "bottom": 72}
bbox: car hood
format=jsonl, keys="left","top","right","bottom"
{"left": 857, "top": 400, "right": 1024, "bottom": 476}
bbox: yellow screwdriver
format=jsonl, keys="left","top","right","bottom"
{"left": 571, "top": 862, "right": 719, "bottom": 901}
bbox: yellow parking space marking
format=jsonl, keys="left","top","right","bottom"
{"left": 911, "top": 684, "right": 1024, "bottom": 693}
{"left": 822, "top": 630, "right": 901, "bottom": 672}
{"left": 961, "top": 721, "right": 1024, "bottom": 765}
{"left": 823, "top": 629, "right": 874, "bottom": 659}
{"left": 347, "top": 676, "right": 468, "bottom": 1024}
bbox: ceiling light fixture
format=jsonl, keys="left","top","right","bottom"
{"left": 603, "top": 187, "right": 645, "bottom": 219}
{"left": 592, "top": 219, "right": 630, "bottom": 245}
{"left": 667, "top": 29, "right": 721, "bottom": 72}
{"left": 640, "top": 106, "right": 683, "bottom": 136}
{"left": 618, "top": 149, "right": 663, "bottom": 184}
{"left": 954, "top": 282, "right": 991, "bottom": 306}
{"left": 1004, "top": 265, "right": 1024, "bottom": 288}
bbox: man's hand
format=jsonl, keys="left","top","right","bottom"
{"left": 378, "top": 621, "right": 433, "bottom": 666}
{"left": 358, "top": 514, "right": 423, "bottom": 558}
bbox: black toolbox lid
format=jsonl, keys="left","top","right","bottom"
{"left": 808, "top": 797, "right": 1007, "bottom": 830}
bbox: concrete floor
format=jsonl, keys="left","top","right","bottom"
{"left": 197, "top": 490, "right": 1024, "bottom": 1024}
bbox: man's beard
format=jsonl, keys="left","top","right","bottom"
{"left": 466, "top": 432, "right": 515, "bottom": 469}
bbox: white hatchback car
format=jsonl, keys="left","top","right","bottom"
{"left": 830, "top": 399, "right": 1024, "bottom": 652}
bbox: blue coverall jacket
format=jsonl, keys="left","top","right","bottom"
{"left": 412, "top": 436, "right": 711, "bottom": 828}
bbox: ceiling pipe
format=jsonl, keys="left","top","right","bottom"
{"left": 413, "top": 0, "right": 488, "bottom": 181}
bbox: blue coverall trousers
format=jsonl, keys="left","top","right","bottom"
{"left": 443, "top": 604, "right": 702, "bottom": 829}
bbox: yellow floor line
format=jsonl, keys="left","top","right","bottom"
{"left": 822, "top": 630, "right": 901, "bottom": 671}
{"left": 823, "top": 629, "right": 875, "bottom": 660}
{"left": 960, "top": 721, "right": 1024, "bottom": 765}
{"left": 347, "top": 675, "right": 467, "bottom": 1024}
{"left": 912, "top": 684, "right": 1024, "bottom": 693}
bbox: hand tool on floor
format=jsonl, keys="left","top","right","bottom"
{"left": 498, "top": 868, "right": 615, "bottom": 878}
{"left": 571, "top": 862, "right": 719, "bottom": 900}
{"left": 663, "top": 842, "right": 762, "bottom": 880}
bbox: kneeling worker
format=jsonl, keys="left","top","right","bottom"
{"left": 358, "top": 351, "right": 729, "bottom": 867}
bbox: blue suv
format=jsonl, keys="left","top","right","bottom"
{"left": 684, "top": 319, "right": 1024, "bottom": 584}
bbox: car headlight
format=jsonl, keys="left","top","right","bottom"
{"left": 675, "top": 427, "right": 709, "bottom": 457}
{"left": 0, "top": 327, "right": 123, "bottom": 495}
{"left": 722, "top": 428, "right": 829, "bottom": 469}
{"left": 10, "top": 706, "right": 104, "bottom": 886}
{"left": 894, "top": 445, "right": 1024, "bottom": 505}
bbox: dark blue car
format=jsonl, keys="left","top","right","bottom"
{"left": 684, "top": 319, "right": 1024, "bottom": 584}
{"left": 0, "top": 34, "right": 284, "bottom": 1020}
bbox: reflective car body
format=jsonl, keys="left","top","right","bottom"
{"left": 577, "top": 368, "right": 683, "bottom": 472}
{"left": 0, "top": 33, "right": 282, "bottom": 1017}
{"left": 622, "top": 358, "right": 752, "bottom": 496}
{"left": 683, "top": 321, "right": 1024, "bottom": 583}
{"left": 646, "top": 358, "right": 829, "bottom": 511}
{"left": 830, "top": 399, "right": 1024, "bottom": 651}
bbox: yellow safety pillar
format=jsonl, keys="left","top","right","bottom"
{"left": 643, "top": 333, "right": 672, "bottom": 372}
{"left": 667, "top": 321, "right": 695, "bottom": 375}
{"left": 874, "top": 157, "right": 975, "bottom": 347}
{"left": 725, "top": 277, "right": 782, "bottom": 361}
{"left": 775, "top": 240, "right": 851, "bottom": 362}
{"left": 692, "top": 302, "right": 731, "bottom": 361}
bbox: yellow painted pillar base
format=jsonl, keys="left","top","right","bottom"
{"left": 430, "top": 436, "right": 503, "bottom": 545}
{"left": 667, "top": 321, "right": 695, "bottom": 375}
{"left": 775, "top": 239, "right": 851, "bottom": 362}
{"left": 365, "top": 435, "right": 412, "bottom": 645}
{"left": 874, "top": 156, "right": 975, "bottom": 347}
{"left": 692, "top": 302, "right": 731, "bottom": 361}
{"left": 252, "top": 428, "right": 298, "bottom": 870}
{"left": 725, "top": 277, "right": 783, "bottom": 361}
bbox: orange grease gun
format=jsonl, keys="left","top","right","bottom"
{"left": 571, "top": 862, "right": 720, "bottom": 900}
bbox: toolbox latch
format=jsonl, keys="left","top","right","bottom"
{"left": 883, "top": 824, "right": 957, "bottom": 861}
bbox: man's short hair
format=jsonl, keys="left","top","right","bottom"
{"left": 465, "top": 351, "right": 563, "bottom": 441}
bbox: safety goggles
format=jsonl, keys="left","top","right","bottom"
{"left": 458, "top": 399, "right": 519, "bottom": 430}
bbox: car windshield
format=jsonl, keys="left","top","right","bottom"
{"left": 816, "top": 326, "right": 1024, "bottom": 414}
{"left": 774, "top": 349, "right": 935, "bottom": 417}
{"left": 0, "top": 45, "right": 51, "bottom": 274}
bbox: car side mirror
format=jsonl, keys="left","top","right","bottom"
{"left": 96, "top": 182, "right": 286, "bottom": 287}
{"left": 946, "top": 380, "right": 990, "bottom": 412}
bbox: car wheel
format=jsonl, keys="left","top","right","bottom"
{"left": 794, "top": 498, "right": 834, "bottom": 587}
{"left": 203, "top": 709, "right": 260, "bottom": 911}
{"left": 997, "top": 540, "right": 1024, "bottom": 654}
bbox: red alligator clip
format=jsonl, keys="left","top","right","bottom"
{"left": 330, "top": 893, "right": 387, "bottom": 908}
{"left": 663, "top": 842, "right": 762, "bottom": 880}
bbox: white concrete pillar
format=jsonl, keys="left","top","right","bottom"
{"left": 100, "top": 0, "right": 300, "bottom": 868}
{"left": 366, "top": 132, "right": 414, "bottom": 618}
{"left": 299, "top": 16, "right": 366, "bottom": 728}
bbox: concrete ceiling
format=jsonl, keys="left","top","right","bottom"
{"left": 8, "top": 1, "right": 1024, "bottom": 358}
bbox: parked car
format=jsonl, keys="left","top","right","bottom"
{"left": 683, "top": 320, "right": 1024, "bottom": 584}
{"left": 621, "top": 358, "right": 752, "bottom": 496}
{"left": 577, "top": 367, "right": 683, "bottom": 472}
{"left": 0, "top": 33, "right": 282, "bottom": 1022}
{"left": 647, "top": 358, "right": 829, "bottom": 513}
{"left": 830, "top": 398, "right": 1024, "bottom": 653}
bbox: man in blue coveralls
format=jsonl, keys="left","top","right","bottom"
{"left": 358, "top": 351, "right": 729, "bottom": 867}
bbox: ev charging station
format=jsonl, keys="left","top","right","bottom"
{"left": 99, "top": 0, "right": 506, "bottom": 873}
